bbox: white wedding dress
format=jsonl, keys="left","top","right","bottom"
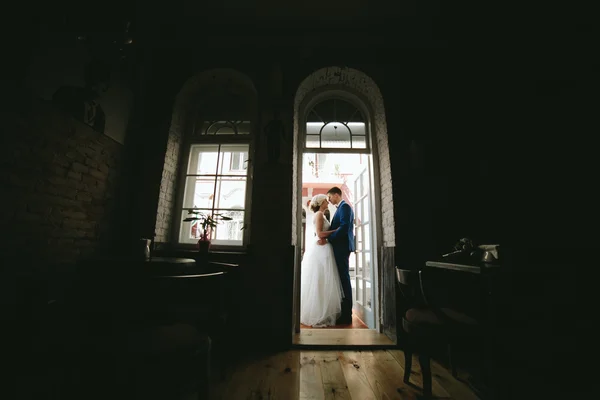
{"left": 300, "top": 212, "right": 344, "bottom": 327}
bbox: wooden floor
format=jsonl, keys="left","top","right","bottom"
{"left": 300, "top": 311, "right": 368, "bottom": 330}
{"left": 293, "top": 328, "right": 395, "bottom": 346}
{"left": 297, "top": 311, "right": 380, "bottom": 345}
{"left": 209, "top": 349, "right": 480, "bottom": 400}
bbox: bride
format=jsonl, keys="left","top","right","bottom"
{"left": 300, "top": 194, "right": 344, "bottom": 327}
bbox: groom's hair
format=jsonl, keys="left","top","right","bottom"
{"left": 327, "top": 187, "right": 342, "bottom": 196}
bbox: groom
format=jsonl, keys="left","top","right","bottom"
{"left": 326, "top": 186, "right": 355, "bottom": 325}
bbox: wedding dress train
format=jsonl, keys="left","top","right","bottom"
{"left": 300, "top": 213, "right": 344, "bottom": 327}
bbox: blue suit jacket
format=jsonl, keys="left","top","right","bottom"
{"left": 328, "top": 200, "right": 355, "bottom": 252}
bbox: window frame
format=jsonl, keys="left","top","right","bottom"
{"left": 173, "top": 120, "right": 255, "bottom": 251}
{"left": 303, "top": 96, "right": 371, "bottom": 154}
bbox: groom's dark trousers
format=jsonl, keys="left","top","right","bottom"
{"left": 333, "top": 248, "right": 353, "bottom": 319}
{"left": 329, "top": 199, "right": 355, "bottom": 320}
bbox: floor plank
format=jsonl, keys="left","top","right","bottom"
{"left": 338, "top": 351, "right": 378, "bottom": 400}
{"left": 319, "top": 353, "right": 352, "bottom": 399}
{"left": 269, "top": 351, "right": 301, "bottom": 399}
{"left": 355, "top": 350, "right": 414, "bottom": 399}
{"left": 300, "top": 352, "right": 326, "bottom": 400}
{"left": 247, "top": 352, "right": 294, "bottom": 399}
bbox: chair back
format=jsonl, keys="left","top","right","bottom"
{"left": 396, "top": 267, "right": 426, "bottom": 312}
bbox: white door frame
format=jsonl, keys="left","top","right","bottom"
{"left": 293, "top": 88, "right": 384, "bottom": 334}
{"left": 352, "top": 161, "right": 378, "bottom": 328}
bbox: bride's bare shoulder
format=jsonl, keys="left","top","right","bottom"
{"left": 314, "top": 211, "right": 323, "bottom": 217}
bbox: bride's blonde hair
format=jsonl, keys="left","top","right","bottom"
{"left": 309, "top": 194, "right": 328, "bottom": 213}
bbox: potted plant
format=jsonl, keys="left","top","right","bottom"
{"left": 183, "top": 210, "right": 233, "bottom": 252}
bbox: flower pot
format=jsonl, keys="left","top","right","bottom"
{"left": 197, "top": 240, "right": 211, "bottom": 253}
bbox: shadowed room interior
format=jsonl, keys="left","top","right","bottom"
{"left": 1, "top": 1, "right": 592, "bottom": 399}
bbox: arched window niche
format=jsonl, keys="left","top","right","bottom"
{"left": 155, "top": 69, "right": 257, "bottom": 249}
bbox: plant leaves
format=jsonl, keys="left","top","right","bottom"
{"left": 183, "top": 209, "right": 239, "bottom": 233}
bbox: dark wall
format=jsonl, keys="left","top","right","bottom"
{"left": 0, "top": 96, "right": 126, "bottom": 283}
{"left": 0, "top": 13, "right": 136, "bottom": 323}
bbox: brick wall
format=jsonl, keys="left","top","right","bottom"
{"left": 0, "top": 97, "right": 124, "bottom": 266}
{"left": 155, "top": 120, "right": 182, "bottom": 243}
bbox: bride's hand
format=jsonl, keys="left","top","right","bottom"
{"left": 317, "top": 238, "right": 327, "bottom": 245}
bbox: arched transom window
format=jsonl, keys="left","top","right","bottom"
{"left": 193, "top": 120, "right": 252, "bottom": 136}
{"left": 305, "top": 98, "right": 368, "bottom": 150}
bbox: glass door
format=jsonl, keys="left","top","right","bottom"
{"left": 353, "top": 164, "right": 375, "bottom": 328}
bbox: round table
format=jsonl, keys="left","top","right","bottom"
{"left": 147, "top": 257, "right": 196, "bottom": 266}
{"left": 145, "top": 257, "right": 237, "bottom": 276}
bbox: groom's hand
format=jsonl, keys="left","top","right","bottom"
{"left": 317, "top": 238, "right": 327, "bottom": 245}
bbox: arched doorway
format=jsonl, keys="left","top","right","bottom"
{"left": 292, "top": 67, "right": 396, "bottom": 344}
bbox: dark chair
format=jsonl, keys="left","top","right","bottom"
{"left": 139, "top": 271, "right": 231, "bottom": 378}
{"left": 396, "top": 267, "right": 480, "bottom": 398}
{"left": 45, "top": 264, "right": 214, "bottom": 400}
{"left": 117, "top": 272, "right": 216, "bottom": 399}
{"left": 126, "top": 323, "right": 212, "bottom": 400}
